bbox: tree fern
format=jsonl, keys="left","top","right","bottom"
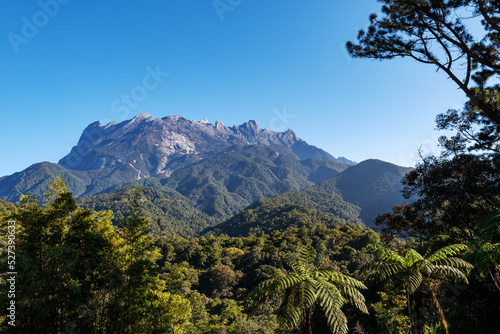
{"left": 254, "top": 246, "right": 368, "bottom": 334}
{"left": 364, "top": 243, "right": 472, "bottom": 334}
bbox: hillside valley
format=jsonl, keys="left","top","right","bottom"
{"left": 0, "top": 114, "right": 411, "bottom": 233}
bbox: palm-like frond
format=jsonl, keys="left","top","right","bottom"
{"left": 296, "top": 278, "right": 317, "bottom": 310}
{"left": 315, "top": 270, "right": 368, "bottom": 314}
{"left": 253, "top": 246, "right": 368, "bottom": 333}
{"left": 366, "top": 244, "right": 403, "bottom": 264}
{"left": 323, "top": 306, "right": 349, "bottom": 334}
{"left": 403, "top": 248, "right": 424, "bottom": 266}
{"left": 427, "top": 244, "right": 468, "bottom": 262}
{"left": 365, "top": 262, "right": 405, "bottom": 282}
{"left": 254, "top": 273, "right": 304, "bottom": 302}
{"left": 407, "top": 271, "right": 423, "bottom": 294}
{"left": 432, "top": 257, "right": 473, "bottom": 272}
{"left": 430, "top": 265, "right": 470, "bottom": 284}
{"left": 316, "top": 270, "right": 368, "bottom": 291}
{"left": 315, "top": 278, "right": 346, "bottom": 312}
{"left": 299, "top": 246, "right": 316, "bottom": 266}
{"left": 367, "top": 244, "right": 471, "bottom": 294}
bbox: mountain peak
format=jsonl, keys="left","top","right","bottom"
{"left": 59, "top": 113, "right": 343, "bottom": 176}
{"left": 134, "top": 112, "right": 153, "bottom": 119}
{"left": 162, "top": 114, "right": 186, "bottom": 122}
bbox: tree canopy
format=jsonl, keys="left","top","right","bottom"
{"left": 347, "top": 0, "right": 500, "bottom": 151}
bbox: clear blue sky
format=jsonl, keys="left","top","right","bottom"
{"left": 0, "top": 0, "right": 467, "bottom": 177}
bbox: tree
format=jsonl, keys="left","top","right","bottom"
{"left": 346, "top": 0, "right": 500, "bottom": 151}
{"left": 376, "top": 153, "right": 500, "bottom": 243}
{"left": 364, "top": 243, "right": 472, "bottom": 334}
{"left": 109, "top": 187, "right": 192, "bottom": 333}
{"left": 464, "top": 211, "right": 500, "bottom": 290}
{"left": 0, "top": 180, "right": 192, "bottom": 333}
{"left": 254, "top": 246, "right": 368, "bottom": 334}
{"left": 0, "top": 177, "right": 122, "bottom": 333}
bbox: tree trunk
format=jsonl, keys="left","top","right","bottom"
{"left": 302, "top": 308, "right": 313, "bottom": 334}
{"left": 487, "top": 263, "right": 500, "bottom": 292}
{"left": 429, "top": 286, "right": 449, "bottom": 334}
{"left": 413, "top": 290, "right": 426, "bottom": 334}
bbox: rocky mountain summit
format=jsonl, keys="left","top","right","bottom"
{"left": 0, "top": 114, "right": 354, "bottom": 206}
{"left": 0, "top": 113, "right": 411, "bottom": 229}
{"left": 59, "top": 113, "right": 341, "bottom": 178}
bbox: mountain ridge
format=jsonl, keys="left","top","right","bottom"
{"left": 59, "top": 114, "right": 344, "bottom": 177}
{"left": 0, "top": 114, "right": 411, "bottom": 234}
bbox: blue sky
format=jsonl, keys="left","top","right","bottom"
{"left": 0, "top": 0, "right": 467, "bottom": 177}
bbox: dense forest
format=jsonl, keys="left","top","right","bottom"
{"left": 2, "top": 0, "right": 500, "bottom": 333}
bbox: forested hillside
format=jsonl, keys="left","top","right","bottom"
{"left": 2, "top": 0, "right": 500, "bottom": 332}
{"left": 77, "top": 186, "right": 217, "bottom": 237}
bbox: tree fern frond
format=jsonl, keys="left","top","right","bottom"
{"left": 404, "top": 248, "right": 424, "bottom": 266}
{"left": 315, "top": 280, "right": 345, "bottom": 311}
{"left": 316, "top": 270, "right": 368, "bottom": 290}
{"left": 299, "top": 245, "right": 316, "bottom": 265}
{"left": 431, "top": 265, "right": 469, "bottom": 284}
{"left": 324, "top": 306, "right": 349, "bottom": 334}
{"left": 433, "top": 257, "right": 473, "bottom": 272}
{"left": 277, "top": 300, "right": 302, "bottom": 329}
{"left": 254, "top": 273, "right": 304, "bottom": 301}
{"left": 297, "top": 279, "right": 317, "bottom": 310}
{"left": 407, "top": 271, "right": 423, "bottom": 294}
{"left": 427, "top": 244, "right": 468, "bottom": 262}
{"left": 337, "top": 284, "right": 369, "bottom": 314}
{"left": 365, "top": 262, "right": 405, "bottom": 282}
{"left": 367, "top": 244, "right": 403, "bottom": 263}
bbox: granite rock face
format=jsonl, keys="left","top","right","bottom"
{"left": 59, "top": 113, "right": 340, "bottom": 178}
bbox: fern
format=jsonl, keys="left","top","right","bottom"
{"left": 254, "top": 246, "right": 368, "bottom": 333}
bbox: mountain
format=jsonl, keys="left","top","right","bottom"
{"left": 212, "top": 159, "right": 411, "bottom": 235}
{"left": 205, "top": 200, "right": 354, "bottom": 237}
{"left": 76, "top": 186, "right": 216, "bottom": 237}
{"left": 0, "top": 114, "right": 352, "bottom": 204}
{"left": 0, "top": 162, "right": 89, "bottom": 202}
{"left": 59, "top": 113, "right": 343, "bottom": 177}
{"left": 0, "top": 114, "right": 410, "bottom": 236}
{"left": 159, "top": 145, "right": 349, "bottom": 219}
{"left": 329, "top": 159, "right": 413, "bottom": 225}
{"left": 88, "top": 144, "right": 350, "bottom": 220}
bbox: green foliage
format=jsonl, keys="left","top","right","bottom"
{"left": 347, "top": 0, "right": 500, "bottom": 134}
{"left": 208, "top": 201, "right": 351, "bottom": 237}
{"left": 0, "top": 179, "right": 191, "bottom": 333}
{"left": 78, "top": 186, "right": 216, "bottom": 236}
{"left": 154, "top": 222, "right": 378, "bottom": 332}
{"left": 365, "top": 244, "right": 471, "bottom": 294}
{"left": 0, "top": 199, "right": 15, "bottom": 215}
{"left": 364, "top": 243, "right": 472, "bottom": 333}
{"left": 371, "top": 286, "right": 410, "bottom": 334}
{"left": 254, "top": 246, "right": 368, "bottom": 334}
{"left": 162, "top": 145, "right": 349, "bottom": 219}
{"left": 378, "top": 154, "right": 500, "bottom": 243}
